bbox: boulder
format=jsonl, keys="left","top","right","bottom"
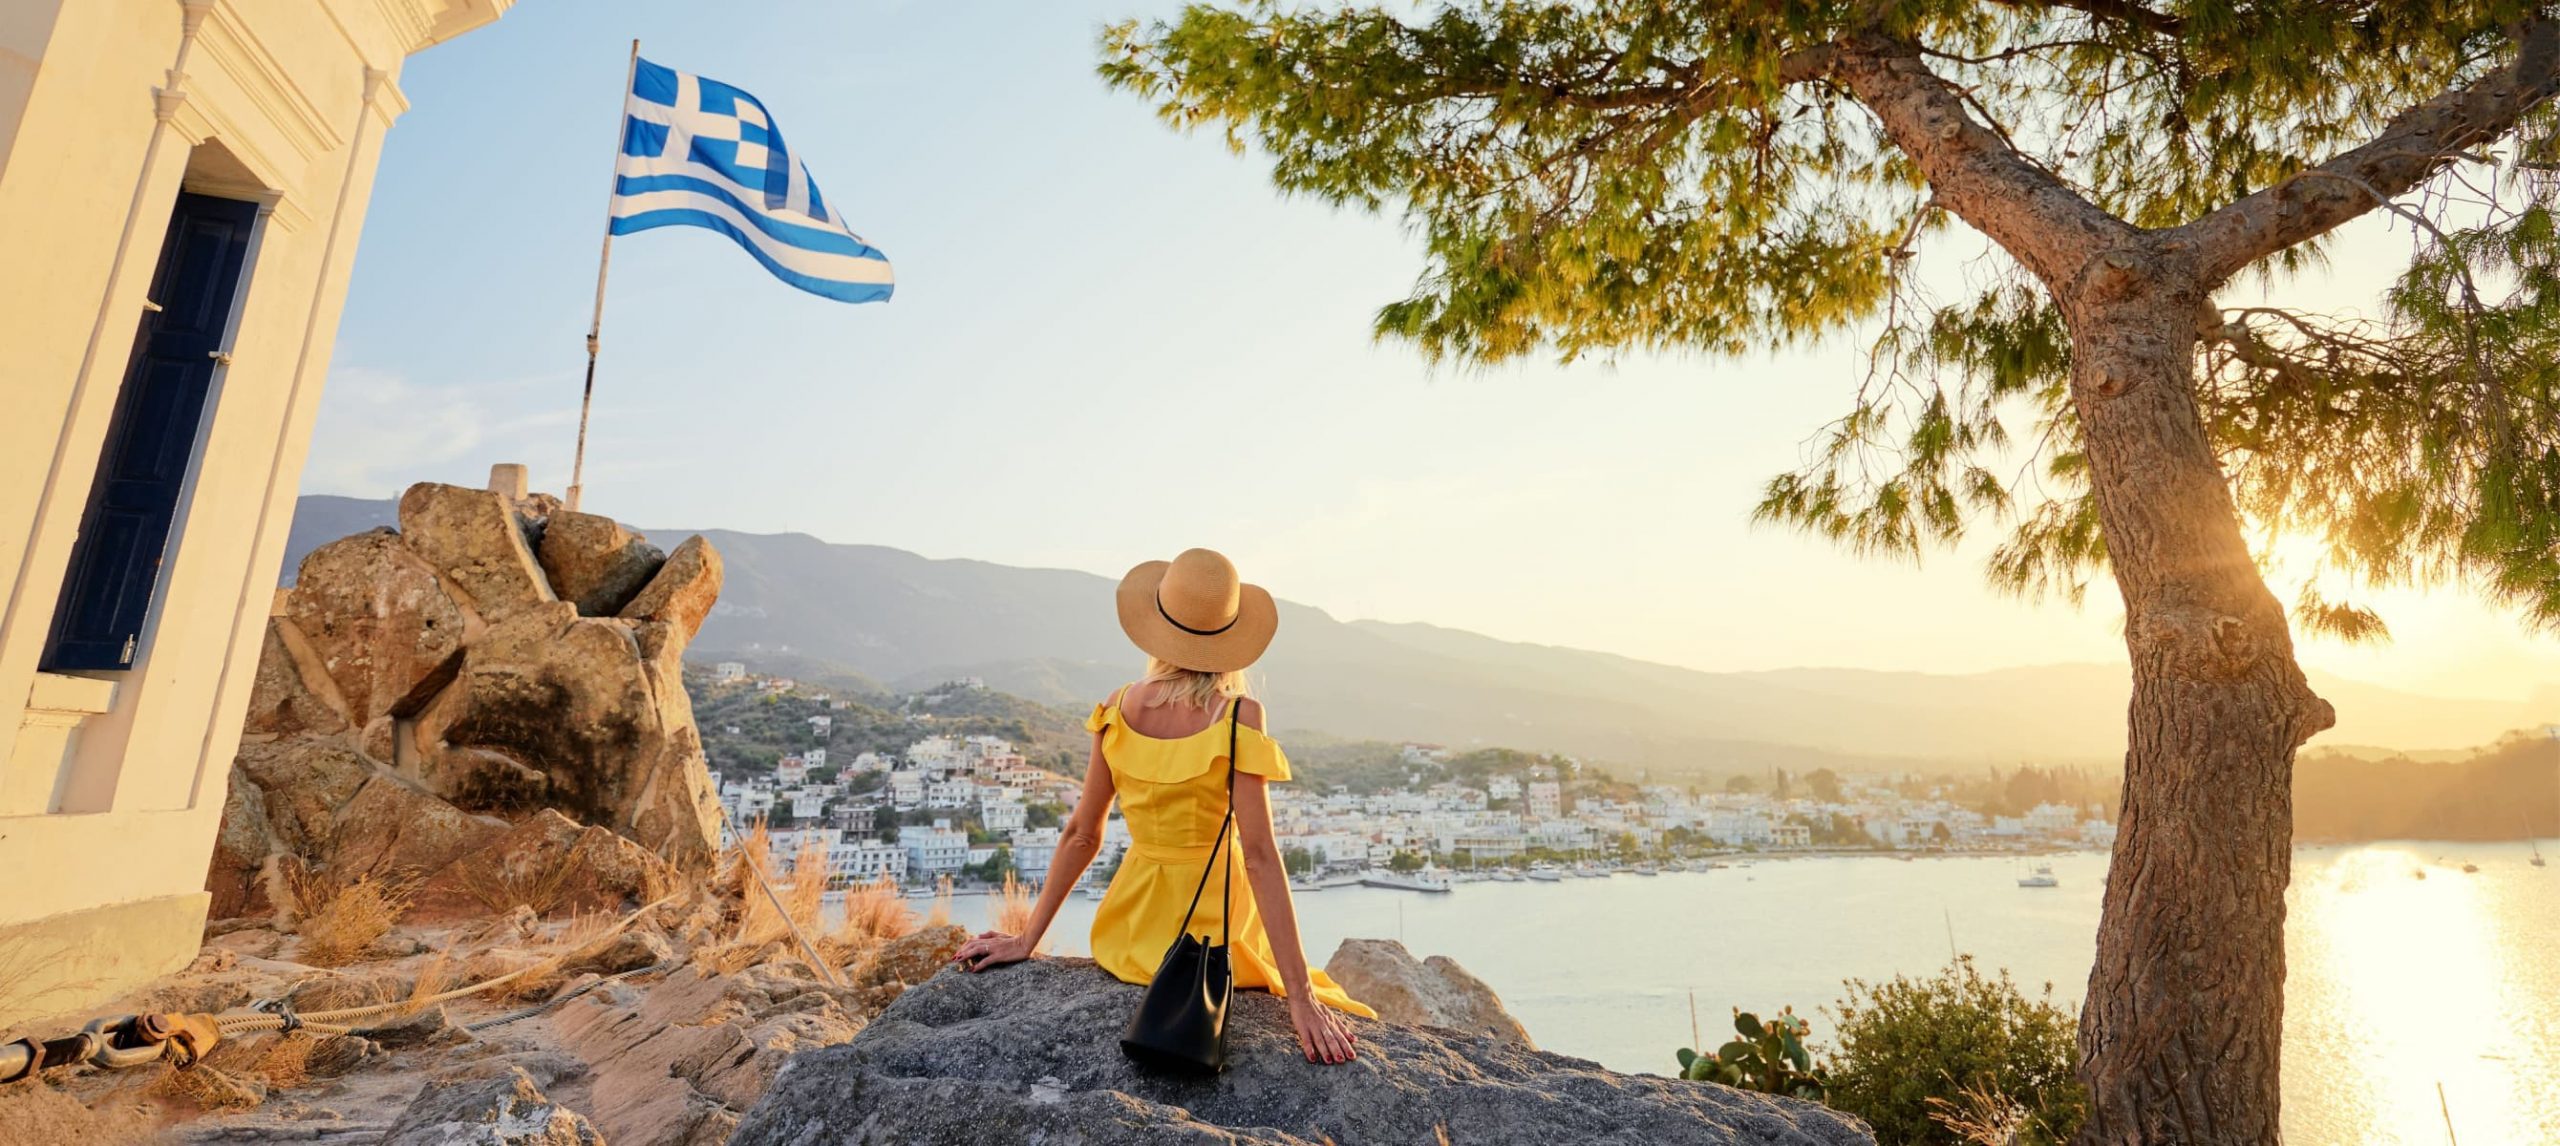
{"left": 330, "top": 773, "right": 507, "bottom": 880}
{"left": 618, "top": 534, "right": 722, "bottom": 643}
{"left": 418, "top": 809, "right": 678, "bottom": 918}
{"left": 233, "top": 737, "right": 373, "bottom": 855}
{"left": 206, "top": 777, "right": 273, "bottom": 920}
{"left": 397, "top": 482, "right": 556, "bottom": 624}
{"left": 552, "top": 963, "right": 870, "bottom": 1146}
{"left": 285, "top": 529, "right": 468, "bottom": 726}
{"left": 211, "top": 482, "right": 723, "bottom": 926}
{"left": 538, "top": 510, "right": 665, "bottom": 617}
{"left": 418, "top": 605, "right": 721, "bottom": 866}
{"left": 382, "top": 1063, "right": 604, "bottom": 1146}
{"left": 1324, "top": 938, "right": 1534, "bottom": 1047}
{"left": 731, "top": 958, "right": 1874, "bottom": 1146}
{"left": 240, "top": 618, "right": 349, "bottom": 737}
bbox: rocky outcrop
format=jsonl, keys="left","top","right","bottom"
{"left": 731, "top": 958, "right": 1875, "bottom": 1146}
{"left": 539, "top": 510, "right": 664, "bottom": 617}
{"left": 211, "top": 479, "right": 723, "bottom": 925}
{"left": 1324, "top": 938, "right": 1534, "bottom": 1047}
{"left": 383, "top": 1062, "right": 605, "bottom": 1146}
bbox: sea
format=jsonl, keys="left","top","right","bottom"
{"left": 949, "top": 841, "right": 2560, "bottom": 1145}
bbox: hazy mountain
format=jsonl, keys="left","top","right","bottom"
{"left": 280, "top": 495, "right": 2547, "bottom": 772}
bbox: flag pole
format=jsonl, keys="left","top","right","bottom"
{"left": 569, "top": 37, "right": 640, "bottom": 514}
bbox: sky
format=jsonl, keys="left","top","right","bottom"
{"left": 309, "top": 0, "right": 2560, "bottom": 705}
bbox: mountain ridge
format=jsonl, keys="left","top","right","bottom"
{"left": 279, "top": 493, "right": 2544, "bottom": 772}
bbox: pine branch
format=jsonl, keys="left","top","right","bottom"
{"left": 2177, "top": 16, "right": 2560, "bottom": 284}
{"left": 1831, "top": 34, "right": 2129, "bottom": 288}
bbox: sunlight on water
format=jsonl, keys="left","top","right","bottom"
{"left": 2285, "top": 845, "right": 2559, "bottom": 1145}
{"left": 951, "top": 843, "right": 2560, "bottom": 1143}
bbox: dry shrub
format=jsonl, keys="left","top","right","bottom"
{"left": 994, "top": 872, "right": 1045, "bottom": 954}
{"left": 925, "top": 875, "right": 954, "bottom": 929}
{"left": 286, "top": 869, "right": 415, "bottom": 967}
{"left": 704, "top": 828, "right": 836, "bottom": 977}
{"left": 457, "top": 948, "right": 564, "bottom": 1004}
{"left": 146, "top": 1062, "right": 262, "bottom": 1112}
{"left": 1929, "top": 1083, "right": 2037, "bottom": 1146}
{"left": 838, "top": 875, "right": 917, "bottom": 945}
{"left": 451, "top": 851, "right": 575, "bottom": 916}
{"left": 402, "top": 950, "right": 455, "bottom": 1017}
{"left": 247, "top": 1034, "right": 317, "bottom": 1091}
{"left": 0, "top": 1083, "right": 160, "bottom": 1146}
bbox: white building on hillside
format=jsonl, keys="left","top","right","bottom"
{"left": 900, "top": 819, "right": 968, "bottom": 876}
{"left": 0, "top": 0, "right": 514, "bottom": 1027}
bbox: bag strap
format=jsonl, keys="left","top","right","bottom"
{"left": 1171, "top": 698, "right": 1241, "bottom": 946}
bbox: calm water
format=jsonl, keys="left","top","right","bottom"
{"left": 951, "top": 842, "right": 2560, "bottom": 1145}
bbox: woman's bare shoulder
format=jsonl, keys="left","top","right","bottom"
{"left": 1236, "top": 696, "right": 1266, "bottom": 731}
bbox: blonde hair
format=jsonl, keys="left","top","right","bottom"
{"left": 1136, "top": 658, "right": 1250, "bottom": 714}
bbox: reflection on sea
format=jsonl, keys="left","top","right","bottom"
{"left": 949, "top": 842, "right": 2560, "bottom": 1143}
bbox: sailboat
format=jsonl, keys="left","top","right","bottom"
{"left": 2533, "top": 839, "right": 2547, "bottom": 868}
{"left": 2017, "top": 863, "right": 2060, "bottom": 889}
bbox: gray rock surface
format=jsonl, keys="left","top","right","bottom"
{"left": 731, "top": 958, "right": 1874, "bottom": 1146}
{"left": 1324, "top": 937, "right": 1534, "bottom": 1047}
{"left": 382, "top": 1063, "right": 604, "bottom": 1145}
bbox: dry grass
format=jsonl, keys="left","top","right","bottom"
{"left": 925, "top": 875, "right": 954, "bottom": 929}
{"left": 247, "top": 1034, "right": 317, "bottom": 1091}
{"left": 994, "top": 872, "right": 1045, "bottom": 954}
{"left": 702, "top": 827, "right": 839, "bottom": 977}
{"left": 401, "top": 950, "right": 455, "bottom": 1017}
{"left": 146, "top": 1062, "right": 262, "bottom": 1112}
{"left": 1929, "top": 1083, "right": 2036, "bottom": 1146}
{"left": 450, "top": 850, "right": 576, "bottom": 917}
{"left": 285, "top": 869, "right": 415, "bottom": 967}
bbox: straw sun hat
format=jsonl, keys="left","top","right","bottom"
{"left": 1114, "top": 548, "right": 1278, "bottom": 674}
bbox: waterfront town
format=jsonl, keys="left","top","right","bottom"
{"left": 705, "top": 668, "right": 2120, "bottom": 894}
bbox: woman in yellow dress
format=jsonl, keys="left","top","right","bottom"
{"left": 953, "top": 548, "right": 1370, "bottom": 1064}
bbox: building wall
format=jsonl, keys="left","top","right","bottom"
{"left": 0, "top": 0, "right": 508, "bottom": 1029}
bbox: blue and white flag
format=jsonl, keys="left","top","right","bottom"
{"left": 610, "top": 58, "right": 893, "bottom": 303}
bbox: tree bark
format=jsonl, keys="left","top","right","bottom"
{"left": 2058, "top": 247, "right": 2334, "bottom": 1146}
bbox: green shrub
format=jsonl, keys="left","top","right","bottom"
{"left": 1823, "top": 956, "right": 2086, "bottom": 1145}
{"left": 1676, "top": 1007, "right": 1827, "bottom": 1100}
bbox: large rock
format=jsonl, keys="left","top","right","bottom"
{"left": 731, "top": 958, "right": 1874, "bottom": 1146}
{"left": 240, "top": 618, "right": 349, "bottom": 737}
{"left": 418, "top": 808, "right": 679, "bottom": 917}
{"left": 212, "top": 481, "right": 724, "bottom": 923}
{"left": 552, "top": 963, "right": 870, "bottom": 1146}
{"left": 618, "top": 534, "right": 722, "bottom": 643}
{"left": 539, "top": 510, "right": 665, "bottom": 617}
{"left": 398, "top": 482, "right": 556, "bottom": 624}
{"left": 285, "top": 529, "right": 468, "bottom": 726}
{"left": 416, "top": 604, "right": 721, "bottom": 866}
{"left": 1325, "top": 938, "right": 1534, "bottom": 1047}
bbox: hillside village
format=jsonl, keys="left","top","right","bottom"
{"left": 694, "top": 666, "right": 2121, "bottom": 894}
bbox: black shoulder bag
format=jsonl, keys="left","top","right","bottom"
{"left": 1119, "top": 702, "right": 1240, "bottom": 1074}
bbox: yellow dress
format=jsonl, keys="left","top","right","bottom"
{"left": 1084, "top": 693, "right": 1375, "bottom": 1018}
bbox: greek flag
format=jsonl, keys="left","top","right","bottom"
{"left": 610, "top": 58, "right": 893, "bottom": 303}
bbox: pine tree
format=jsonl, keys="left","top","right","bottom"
{"left": 1102, "top": 4, "right": 2560, "bottom": 1141}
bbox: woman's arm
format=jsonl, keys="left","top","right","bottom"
{"left": 956, "top": 721, "right": 1116, "bottom": 971}
{"left": 1232, "top": 701, "right": 1358, "bottom": 1063}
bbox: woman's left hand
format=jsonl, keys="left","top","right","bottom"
{"left": 952, "top": 930, "right": 1035, "bottom": 973}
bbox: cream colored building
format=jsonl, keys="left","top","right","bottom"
{"left": 0, "top": 0, "right": 509, "bottom": 1027}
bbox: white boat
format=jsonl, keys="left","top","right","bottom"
{"left": 1490, "top": 869, "right": 1524, "bottom": 883}
{"left": 1360, "top": 866, "right": 1453, "bottom": 893}
{"left": 1527, "top": 866, "right": 1564, "bottom": 882}
{"left": 1573, "top": 865, "right": 1611, "bottom": 879}
{"left": 1629, "top": 864, "right": 1661, "bottom": 876}
{"left": 2017, "top": 863, "right": 2059, "bottom": 889}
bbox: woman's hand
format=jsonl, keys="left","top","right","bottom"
{"left": 1288, "top": 994, "right": 1359, "bottom": 1064}
{"left": 952, "top": 930, "right": 1035, "bottom": 973}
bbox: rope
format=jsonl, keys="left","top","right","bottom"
{"left": 209, "top": 891, "right": 681, "bottom": 1035}
{"left": 461, "top": 961, "right": 675, "bottom": 1032}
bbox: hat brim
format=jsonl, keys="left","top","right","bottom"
{"left": 1115, "top": 560, "right": 1278, "bottom": 674}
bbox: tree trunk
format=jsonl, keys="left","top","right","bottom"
{"left": 2061, "top": 250, "right": 2336, "bottom": 1145}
